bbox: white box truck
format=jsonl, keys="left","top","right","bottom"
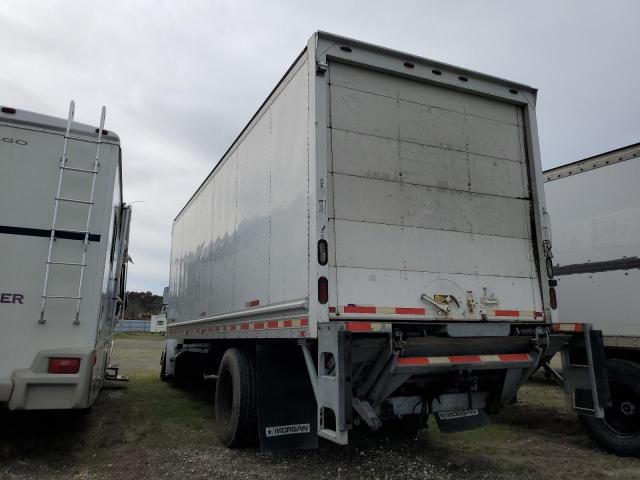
{"left": 0, "top": 102, "right": 131, "bottom": 410}
{"left": 545, "top": 142, "right": 640, "bottom": 456}
{"left": 162, "top": 32, "right": 609, "bottom": 451}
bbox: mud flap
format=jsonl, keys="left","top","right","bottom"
{"left": 256, "top": 343, "right": 318, "bottom": 451}
{"left": 435, "top": 409, "right": 489, "bottom": 433}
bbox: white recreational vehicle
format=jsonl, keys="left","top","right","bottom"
{"left": 0, "top": 102, "right": 131, "bottom": 410}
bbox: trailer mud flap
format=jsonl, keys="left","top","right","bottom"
{"left": 435, "top": 409, "right": 489, "bottom": 433}
{"left": 256, "top": 343, "right": 317, "bottom": 451}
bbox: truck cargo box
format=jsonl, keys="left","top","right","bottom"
{"left": 164, "top": 32, "right": 607, "bottom": 451}
{"left": 168, "top": 32, "right": 551, "bottom": 336}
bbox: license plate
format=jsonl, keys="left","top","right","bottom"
{"left": 437, "top": 409, "right": 479, "bottom": 420}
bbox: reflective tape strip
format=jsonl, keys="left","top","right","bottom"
{"left": 397, "top": 353, "right": 532, "bottom": 366}
{"left": 345, "top": 322, "right": 390, "bottom": 332}
{"left": 334, "top": 306, "right": 543, "bottom": 319}
{"left": 487, "top": 310, "right": 544, "bottom": 319}
{"left": 552, "top": 323, "right": 585, "bottom": 333}
{"left": 337, "top": 306, "right": 428, "bottom": 316}
{"left": 170, "top": 317, "right": 309, "bottom": 336}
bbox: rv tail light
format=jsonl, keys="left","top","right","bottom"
{"left": 48, "top": 357, "right": 80, "bottom": 374}
{"left": 318, "top": 239, "right": 328, "bottom": 266}
{"left": 549, "top": 287, "right": 558, "bottom": 310}
{"left": 1, "top": 106, "right": 16, "bottom": 114}
{"left": 318, "top": 277, "right": 328, "bottom": 304}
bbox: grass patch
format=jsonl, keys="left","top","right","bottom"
{"left": 122, "top": 375, "right": 219, "bottom": 448}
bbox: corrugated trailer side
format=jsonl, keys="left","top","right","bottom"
{"left": 164, "top": 32, "right": 610, "bottom": 452}
{"left": 168, "top": 51, "right": 312, "bottom": 339}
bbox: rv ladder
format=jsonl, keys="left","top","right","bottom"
{"left": 39, "top": 101, "right": 106, "bottom": 325}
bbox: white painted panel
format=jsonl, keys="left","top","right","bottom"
{"left": 545, "top": 158, "right": 640, "bottom": 335}
{"left": 335, "top": 267, "right": 541, "bottom": 317}
{"left": 330, "top": 85, "right": 399, "bottom": 139}
{"left": 331, "top": 129, "right": 401, "bottom": 182}
{"left": 196, "top": 182, "right": 214, "bottom": 317}
{"left": 331, "top": 129, "right": 528, "bottom": 198}
{"left": 546, "top": 160, "right": 640, "bottom": 266}
{"left": 331, "top": 85, "right": 523, "bottom": 162}
{"left": 0, "top": 124, "right": 122, "bottom": 381}
{"left": 330, "top": 62, "right": 519, "bottom": 125}
{"left": 268, "top": 61, "right": 309, "bottom": 304}
{"left": 333, "top": 174, "right": 530, "bottom": 239}
{"left": 211, "top": 154, "right": 237, "bottom": 315}
{"left": 329, "top": 61, "right": 540, "bottom": 320}
{"left": 465, "top": 114, "right": 523, "bottom": 163}
{"left": 333, "top": 219, "right": 535, "bottom": 278}
{"left": 554, "top": 270, "right": 640, "bottom": 336}
{"left": 0, "top": 128, "right": 118, "bottom": 234}
{"left": 234, "top": 113, "right": 271, "bottom": 310}
{"left": 169, "top": 56, "right": 310, "bottom": 326}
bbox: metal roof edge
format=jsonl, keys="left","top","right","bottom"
{"left": 544, "top": 142, "right": 640, "bottom": 182}
{"left": 316, "top": 31, "right": 537, "bottom": 94}
{"left": 0, "top": 106, "right": 120, "bottom": 143}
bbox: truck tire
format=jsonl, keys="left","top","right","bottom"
{"left": 214, "top": 348, "right": 257, "bottom": 448}
{"left": 581, "top": 359, "right": 640, "bottom": 457}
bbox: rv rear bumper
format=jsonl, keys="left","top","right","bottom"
{"left": 5, "top": 348, "right": 95, "bottom": 410}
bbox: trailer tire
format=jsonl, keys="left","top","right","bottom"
{"left": 214, "top": 348, "right": 257, "bottom": 448}
{"left": 581, "top": 359, "right": 640, "bottom": 457}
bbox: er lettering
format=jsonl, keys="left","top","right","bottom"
{"left": 0, "top": 293, "right": 23, "bottom": 304}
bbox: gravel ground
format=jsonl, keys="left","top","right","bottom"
{"left": 2, "top": 333, "right": 640, "bottom": 480}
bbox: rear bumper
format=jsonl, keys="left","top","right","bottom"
{"left": 2, "top": 348, "right": 95, "bottom": 410}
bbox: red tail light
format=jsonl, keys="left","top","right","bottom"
{"left": 318, "top": 277, "right": 328, "bottom": 304}
{"left": 1, "top": 106, "right": 16, "bottom": 114}
{"left": 549, "top": 287, "right": 558, "bottom": 310}
{"left": 48, "top": 358, "right": 80, "bottom": 374}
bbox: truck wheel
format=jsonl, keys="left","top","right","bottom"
{"left": 214, "top": 348, "right": 257, "bottom": 448}
{"left": 581, "top": 359, "right": 640, "bottom": 457}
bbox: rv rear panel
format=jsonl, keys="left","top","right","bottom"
{"left": 0, "top": 105, "right": 130, "bottom": 409}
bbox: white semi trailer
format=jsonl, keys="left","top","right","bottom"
{"left": 0, "top": 102, "right": 131, "bottom": 410}
{"left": 545, "top": 142, "right": 640, "bottom": 456}
{"left": 162, "top": 32, "right": 609, "bottom": 451}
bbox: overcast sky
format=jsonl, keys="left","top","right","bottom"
{"left": 1, "top": 0, "right": 638, "bottom": 294}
